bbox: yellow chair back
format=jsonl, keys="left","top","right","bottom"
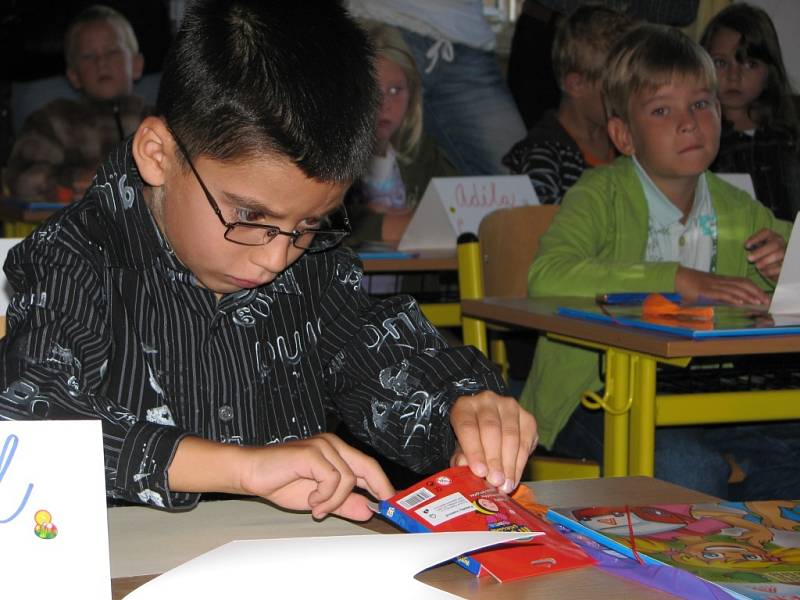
{"left": 457, "top": 205, "right": 600, "bottom": 481}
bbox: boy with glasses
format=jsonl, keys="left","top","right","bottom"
{"left": 0, "top": 0, "right": 536, "bottom": 519}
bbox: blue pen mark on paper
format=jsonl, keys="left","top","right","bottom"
{"left": 0, "top": 434, "right": 34, "bottom": 524}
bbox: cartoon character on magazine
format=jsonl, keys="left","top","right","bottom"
{"left": 473, "top": 497, "right": 531, "bottom": 533}
{"left": 571, "top": 502, "right": 800, "bottom": 546}
{"left": 570, "top": 505, "right": 696, "bottom": 537}
{"left": 634, "top": 535, "right": 800, "bottom": 570}
{"left": 631, "top": 502, "right": 800, "bottom": 570}
{"left": 689, "top": 501, "right": 800, "bottom": 549}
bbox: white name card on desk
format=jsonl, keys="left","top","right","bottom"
{"left": 0, "top": 420, "right": 110, "bottom": 600}
{"left": 398, "top": 176, "right": 538, "bottom": 251}
{"left": 770, "top": 216, "right": 800, "bottom": 316}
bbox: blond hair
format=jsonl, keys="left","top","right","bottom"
{"left": 552, "top": 4, "right": 636, "bottom": 88}
{"left": 604, "top": 24, "right": 717, "bottom": 121}
{"left": 64, "top": 5, "right": 140, "bottom": 67}
{"left": 361, "top": 20, "right": 423, "bottom": 162}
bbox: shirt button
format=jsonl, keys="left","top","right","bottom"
{"left": 218, "top": 405, "right": 234, "bottom": 422}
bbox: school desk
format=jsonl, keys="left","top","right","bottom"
{"left": 460, "top": 296, "right": 800, "bottom": 478}
{"left": 110, "top": 476, "right": 714, "bottom": 600}
{"left": 362, "top": 248, "right": 460, "bottom": 327}
{"left": 0, "top": 198, "right": 56, "bottom": 237}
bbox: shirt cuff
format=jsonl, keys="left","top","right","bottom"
{"left": 116, "top": 421, "right": 200, "bottom": 510}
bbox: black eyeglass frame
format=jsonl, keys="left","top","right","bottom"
{"left": 169, "top": 129, "right": 351, "bottom": 251}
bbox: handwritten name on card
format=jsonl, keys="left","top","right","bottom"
{"left": 0, "top": 433, "right": 34, "bottom": 524}
{"left": 453, "top": 181, "right": 526, "bottom": 210}
{"left": 0, "top": 420, "right": 111, "bottom": 600}
{"left": 399, "top": 176, "right": 538, "bottom": 251}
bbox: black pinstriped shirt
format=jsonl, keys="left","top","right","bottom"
{"left": 502, "top": 111, "right": 589, "bottom": 205}
{"left": 0, "top": 142, "right": 505, "bottom": 509}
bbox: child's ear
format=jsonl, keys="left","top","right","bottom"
{"left": 66, "top": 66, "right": 82, "bottom": 91}
{"left": 607, "top": 117, "right": 635, "bottom": 156}
{"left": 133, "top": 116, "right": 173, "bottom": 187}
{"left": 562, "top": 73, "right": 584, "bottom": 98}
{"left": 132, "top": 53, "right": 145, "bottom": 82}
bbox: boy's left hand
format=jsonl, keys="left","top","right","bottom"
{"left": 449, "top": 392, "right": 538, "bottom": 494}
{"left": 746, "top": 228, "right": 787, "bottom": 282}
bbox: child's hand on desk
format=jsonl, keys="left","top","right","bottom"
{"left": 745, "top": 228, "right": 786, "bottom": 282}
{"left": 449, "top": 392, "right": 538, "bottom": 494}
{"left": 675, "top": 266, "right": 770, "bottom": 305}
{"left": 170, "top": 434, "right": 394, "bottom": 521}
{"left": 239, "top": 433, "right": 395, "bottom": 521}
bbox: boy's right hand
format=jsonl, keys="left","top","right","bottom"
{"left": 170, "top": 434, "right": 394, "bottom": 522}
{"left": 675, "top": 266, "right": 770, "bottom": 305}
{"left": 238, "top": 433, "right": 395, "bottom": 521}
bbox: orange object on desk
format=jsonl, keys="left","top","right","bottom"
{"left": 642, "top": 293, "right": 714, "bottom": 320}
{"left": 55, "top": 185, "right": 77, "bottom": 204}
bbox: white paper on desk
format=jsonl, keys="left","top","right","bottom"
{"left": 0, "top": 420, "right": 111, "bottom": 600}
{"left": 124, "top": 531, "right": 529, "bottom": 600}
{"left": 770, "top": 216, "right": 800, "bottom": 315}
{"left": 109, "top": 498, "right": 373, "bottom": 578}
{"left": 398, "top": 176, "right": 538, "bottom": 251}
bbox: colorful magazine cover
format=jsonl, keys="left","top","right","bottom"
{"left": 377, "top": 466, "right": 594, "bottom": 582}
{"left": 550, "top": 501, "right": 800, "bottom": 599}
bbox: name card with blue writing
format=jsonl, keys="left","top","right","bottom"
{"left": 398, "top": 176, "right": 538, "bottom": 252}
{"left": 0, "top": 420, "right": 111, "bottom": 600}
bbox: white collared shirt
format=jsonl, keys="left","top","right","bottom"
{"left": 634, "top": 157, "right": 718, "bottom": 273}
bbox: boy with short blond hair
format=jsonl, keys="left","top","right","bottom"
{"left": 521, "top": 24, "right": 800, "bottom": 499}
{"left": 503, "top": 5, "right": 635, "bottom": 204}
{"left": 5, "top": 5, "right": 147, "bottom": 202}
{"left": 0, "top": 0, "right": 536, "bottom": 519}
{"left": 63, "top": 4, "right": 143, "bottom": 102}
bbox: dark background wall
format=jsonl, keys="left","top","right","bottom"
{"left": 1, "top": 0, "right": 173, "bottom": 81}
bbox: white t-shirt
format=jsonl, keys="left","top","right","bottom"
{"left": 361, "top": 145, "right": 408, "bottom": 211}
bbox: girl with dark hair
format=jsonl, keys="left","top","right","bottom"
{"left": 702, "top": 3, "right": 800, "bottom": 221}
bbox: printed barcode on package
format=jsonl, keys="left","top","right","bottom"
{"left": 397, "top": 487, "right": 435, "bottom": 509}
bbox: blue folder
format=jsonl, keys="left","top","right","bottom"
{"left": 3, "top": 197, "right": 66, "bottom": 211}
{"left": 558, "top": 305, "right": 800, "bottom": 339}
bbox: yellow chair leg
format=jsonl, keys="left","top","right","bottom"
{"left": 628, "top": 354, "right": 657, "bottom": 476}
{"left": 526, "top": 456, "right": 600, "bottom": 481}
{"left": 457, "top": 238, "right": 488, "bottom": 354}
{"left": 489, "top": 338, "right": 509, "bottom": 382}
{"left": 603, "top": 348, "right": 631, "bottom": 477}
{"left": 419, "top": 303, "right": 461, "bottom": 328}
{"left": 4, "top": 221, "right": 38, "bottom": 238}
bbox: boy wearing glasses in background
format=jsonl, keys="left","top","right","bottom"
{"left": 0, "top": 0, "right": 536, "bottom": 519}
{"left": 5, "top": 5, "right": 148, "bottom": 203}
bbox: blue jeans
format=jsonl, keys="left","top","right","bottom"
{"left": 401, "top": 30, "right": 527, "bottom": 176}
{"left": 552, "top": 403, "right": 800, "bottom": 500}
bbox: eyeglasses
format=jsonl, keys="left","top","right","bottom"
{"left": 169, "top": 129, "right": 350, "bottom": 252}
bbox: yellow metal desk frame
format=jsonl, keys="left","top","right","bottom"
{"left": 461, "top": 295, "right": 800, "bottom": 478}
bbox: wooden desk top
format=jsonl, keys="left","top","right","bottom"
{"left": 361, "top": 248, "right": 457, "bottom": 272}
{"left": 111, "top": 476, "right": 714, "bottom": 600}
{"left": 461, "top": 296, "right": 800, "bottom": 358}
